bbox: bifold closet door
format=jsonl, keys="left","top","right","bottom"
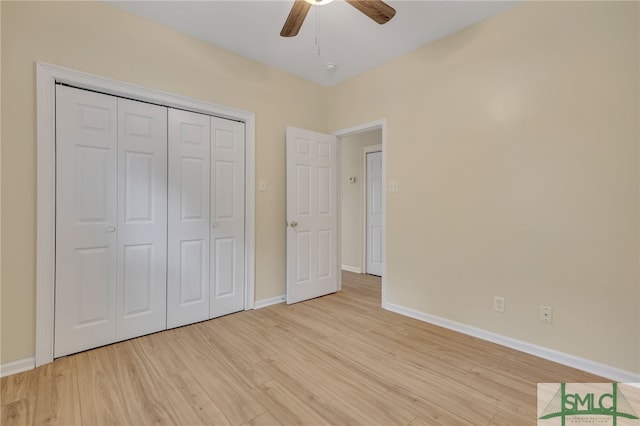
{"left": 55, "top": 86, "right": 118, "bottom": 357}
{"left": 55, "top": 85, "right": 167, "bottom": 357}
{"left": 167, "top": 111, "right": 245, "bottom": 327}
{"left": 116, "top": 98, "right": 168, "bottom": 340}
{"left": 210, "top": 117, "right": 245, "bottom": 318}
{"left": 167, "top": 109, "right": 211, "bottom": 328}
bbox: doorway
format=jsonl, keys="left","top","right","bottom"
{"left": 336, "top": 122, "right": 385, "bottom": 286}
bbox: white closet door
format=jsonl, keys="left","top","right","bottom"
{"left": 55, "top": 85, "right": 118, "bottom": 357}
{"left": 116, "top": 98, "right": 167, "bottom": 339}
{"left": 210, "top": 117, "right": 245, "bottom": 318}
{"left": 167, "top": 109, "right": 211, "bottom": 328}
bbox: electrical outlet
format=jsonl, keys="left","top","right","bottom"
{"left": 493, "top": 296, "right": 505, "bottom": 313}
{"left": 540, "top": 305, "right": 553, "bottom": 323}
{"left": 388, "top": 181, "right": 399, "bottom": 192}
{"left": 259, "top": 179, "right": 267, "bottom": 192}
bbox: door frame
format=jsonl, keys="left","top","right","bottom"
{"left": 362, "top": 144, "right": 383, "bottom": 275}
{"left": 334, "top": 120, "right": 386, "bottom": 302}
{"left": 35, "top": 62, "right": 256, "bottom": 367}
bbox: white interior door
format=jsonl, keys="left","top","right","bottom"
{"left": 366, "top": 151, "right": 383, "bottom": 276}
{"left": 286, "top": 127, "right": 338, "bottom": 304}
{"left": 55, "top": 86, "right": 119, "bottom": 357}
{"left": 167, "top": 109, "right": 211, "bottom": 328}
{"left": 210, "top": 117, "right": 245, "bottom": 318}
{"left": 116, "top": 98, "right": 167, "bottom": 339}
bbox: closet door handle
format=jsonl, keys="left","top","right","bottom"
{"left": 211, "top": 222, "right": 219, "bottom": 228}
{"left": 106, "top": 225, "right": 116, "bottom": 233}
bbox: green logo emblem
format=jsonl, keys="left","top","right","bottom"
{"left": 539, "top": 383, "right": 639, "bottom": 426}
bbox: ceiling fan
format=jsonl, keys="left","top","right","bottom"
{"left": 281, "top": 0, "right": 396, "bottom": 37}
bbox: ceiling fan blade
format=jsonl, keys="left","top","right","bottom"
{"left": 281, "top": 0, "right": 312, "bottom": 37}
{"left": 345, "top": 0, "right": 396, "bottom": 25}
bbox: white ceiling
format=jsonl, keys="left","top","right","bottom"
{"left": 107, "top": 0, "right": 519, "bottom": 87}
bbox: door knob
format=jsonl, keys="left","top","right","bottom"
{"left": 106, "top": 225, "right": 116, "bottom": 233}
{"left": 211, "top": 222, "right": 219, "bottom": 228}
{"left": 290, "top": 221, "right": 298, "bottom": 228}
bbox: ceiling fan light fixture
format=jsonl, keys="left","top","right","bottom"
{"left": 304, "top": 0, "right": 334, "bottom": 5}
{"left": 282, "top": 0, "right": 394, "bottom": 37}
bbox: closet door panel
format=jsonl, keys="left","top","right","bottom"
{"left": 210, "top": 117, "right": 245, "bottom": 318}
{"left": 55, "top": 85, "right": 118, "bottom": 357}
{"left": 117, "top": 98, "right": 168, "bottom": 340}
{"left": 167, "top": 109, "right": 211, "bottom": 328}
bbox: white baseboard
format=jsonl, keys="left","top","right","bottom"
{"left": 0, "top": 357, "right": 35, "bottom": 378}
{"left": 341, "top": 265, "right": 362, "bottom": 274}
{"left": 383, "top": 302, "right": 640, "bottom": 383}
{"left": 254, "top": 294, "right": 285, "bottom": 309}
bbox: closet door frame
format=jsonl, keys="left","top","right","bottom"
{"left": 35, "top": 62, "right": 256, "bottom": 367}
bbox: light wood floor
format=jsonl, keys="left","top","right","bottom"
{"left": 2, "top": 272, "right": 604, "bottom": 425}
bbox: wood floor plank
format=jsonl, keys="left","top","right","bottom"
{"left": 409, "top": 414, "right": 469, "bottom": 426}
{"left": 487, "top": 407, "right": 531, "bottom": 426}
{"left": 75, "top": 347, "right": 133, "bottom": 425}
{"left": 254, "top": 359, "right": 362, "bottom": 425}
{"left": 1, "top": 398, "right": 35, "bottom": 426}
{"left": 384, "top": 386, "right": 476, "bottom": 426}
{"left": 250, "top": 379, "right": 333, "bottom": 426}
{"left": 128, "top": 401, "right": 181, "bottom": 426}
{"left": 167, "top": 330, "right": 268, "bottom": 425}
{"left": 110, "top": 340, "right": 182, "bottom": 419}
{"left": 259, "top": 353, "right": 414, "bottom": 426}
{"left": 187, "top": 323, "right": 272, "bottom": 390}
{"left": 134, "top": 336, "right": 188, "bottom": 379}
{"left": 163, "top": 371, "right": 231, "bottom": 426}
{"left": 0, "top": 271, "right": 608, "bottom": 426}
{"left": 1, "top": 367, "right": 39, "bottom": 406}
{"left": 193, "top": 378, "right": 265, "bottom": 426}
{"left": 390, "top": 345, "right": 533, "bottom": 418}
{"left": 241, "top": 411, "right": 283, "bottom": 426}
{"left": 32, "top": 357, "right": 82, "bottom": 425}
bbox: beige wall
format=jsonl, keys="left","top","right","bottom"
{"left": 341, "top": 130, "right": 382, "bottom": 271}
{"left": 328, "top": 1, "right": 640, "bottom": 374}
{"left": 0, "top": 0, "right": 327, "bottom": 363}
